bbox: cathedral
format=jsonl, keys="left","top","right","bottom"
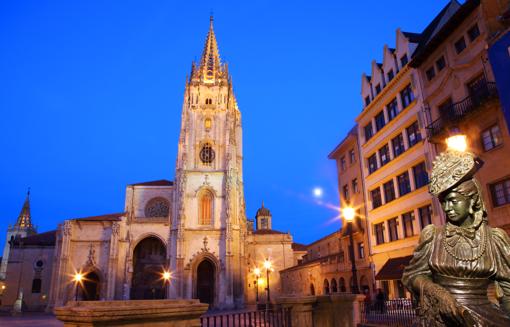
{"left": 0, "top": 18, "right": 303, "bottom": 311}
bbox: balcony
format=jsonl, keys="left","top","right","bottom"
{"left": 426, "top": 81, "right": 499, "bottom": 140}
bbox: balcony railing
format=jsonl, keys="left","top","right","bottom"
{"left": 426, "top": 81, "right": 499, "bottom": 139}
{"left": 360, "top": 299, "right": 418, "bottom": 327}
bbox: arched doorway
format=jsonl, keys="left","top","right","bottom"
{"left": 339, "top": 277, "right": 346, "bottom": 292}
{"left": 196, "top": 259, "right": 215, "bottom": 305}
{"left": 331, "top": 278, "right": 338, "bottom": 293}
{"left": 130, "top": 237, "right": 167, "bottom": 300}
{"left": 310, "top": 283, "right": 315, "bottom": 295}
{"left": 323, "top": 279, "right": 330, "bottom": 295}
{"left": 81, "top": 271, "right": 100, "bottom": 301}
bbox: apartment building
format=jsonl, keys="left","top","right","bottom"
{"left": 411, "top": 0, "right": 510, "bottom": 233}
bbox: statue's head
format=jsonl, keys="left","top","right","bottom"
{"left": 430, "top": 150, "right": 486, "bottom": 227}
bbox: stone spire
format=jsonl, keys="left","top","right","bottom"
{"left": 192, "top": 16, "right": 226, "bottom": 83}
{"left": 15, "top": 189, "right": 33, "bottom": 229}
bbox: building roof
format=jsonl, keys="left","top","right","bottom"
{"left": 411, "top": 0, "right": 478, "bottom": 67}
{"left": 291, "top": 242, "right": 307, "bottom": 251}
{"left": 252, "top": 229, "right": 287, "bottom": 235}
{"left": 402, "top": 31, "right": 422, "bottom": 43}
{"left": 328, "top": 125, "right": 358, "bottom": 159}
{"left": 375, "top": 255, "right": 413, "bottom": 280}
{"left": 73, "top": 212, "right": 125, "bottom": 222}
{"left": 15, "top": 189, "right": 34, "bottom": 230}
{"left": 255, "top": 201, "right": 271, "bottom": 217}
{"left": 12, "top": 230, "right": 57, "bottom": 247}
{"left": 130, "top": 179, "right": 174, "bottom": 186}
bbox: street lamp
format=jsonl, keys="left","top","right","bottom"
{"left": 446, "top": 134, "right": 468, "bottom": 152}
{"left": 263, "top": 258, "right": 272, "bottom": 310}
{"left": 253, "top": 267, "right": 261, "bottom": 306}
{"left": 162, "top": 270, "right": 172, "bottom": 299}
{"left": 73, "top": 272, "right": 83, "bottom": 301}
{"left": 342, "top": 206, "right": 359, "bottom": 294}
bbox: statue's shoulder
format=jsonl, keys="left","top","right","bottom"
{"left": 419, "top": 224, "right": 438, "bottom": 242}
{"left": 489, "top": 226, "right": 510, "bottom": 243}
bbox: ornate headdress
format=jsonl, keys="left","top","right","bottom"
{"left": 429, "top": 150, "right": 483, "bottom": 197}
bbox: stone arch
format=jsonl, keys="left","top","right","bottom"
{"left": 323, "top": 279, "right": 330, "bottom": 295}
{"left": 360, "top": 275, "right": 370, "bottom": 295}
{"left": 130, "top": 236, "right": 167, "bottom": 300}
{"left": 310, "top": 283, "right": 316, "bottom": 296}
{"left": 190, "top": 253, "right": 221, "bottom": 308}
{"left": 339, "top": 277, "right": 346, "bottom": 292}
{"left": 144, "top": 197, "right": 170, "bottom": 218}
{"left": 331, "top": 278, "right": 338, "bottom": 293}
{"left": 77, "top": 266, "right": 105, "bottom": 301}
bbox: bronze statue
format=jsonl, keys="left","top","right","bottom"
{"left": 402, "top": 150, "right": 510, "bottom": 326}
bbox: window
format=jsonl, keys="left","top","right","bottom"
{"left": 383, "top": 180, "right": 396, "bottom": 203}
{"left": 413, "top": 162, "right": 429, "bottom": 189}
{"left": 199, "top": 191, "right": 214, "bottom": 225}
{"left": 438, "top": 98, "right": 454, "bottom": 120}
{"left": 368, "top": 154, "right": 378, "bottom": 174}
{"left": 340, "top": 156, "right": 347, "bottom": 171}
{"left": 204, "top": 118, "right": 212, "bottom": 130}
{"left": 358, "top": 242, "right": 365, "bottom": 259}
{"left": 145, "top": 197, "right": 170, "bottom": 218}
{"left": 352, "top": 178, "right": 359, "bottom": 193}
{"left": 436, "top": 56, "right": 446, "bottom": 71}
{"left": 349, "top": 149, "right": 356, "bottom": 163}
{"left": 402, "top": 211, "right": 415, "bottom": 237}
{"left": 468, "top": 74, "right": 487, "bottom": 97}
{"left": 426, "top": 66, "right": 436, "bottom": 81}
{"left": 343, "top": 185, "right": 349, "bottom": 201}
{"left": 454, "top": 36, "right": 467, "bottom": 54}
{"left": 365, "top": 96, "right": 371, "bottom": 107}
{"left": 371, "top": 188, "right": 382, "bottom": 209}
{"left": 200, "top": 143, "right": 215, "bottom": 165}
{"left": 400, "top": 84, "right": 415, "bottom": 108}
{"left": 364, "top": 123, "right": 374, "bottom": 141}
{"left": 490, "top": 178, "right": 510, "bottom": 207}
{"left": 375, "top": 84, "right": 381, "bottom": 95}
{"left": 375, "top": 111, "right": 386, "bottom": 131}
{"left": 468, "top": 24, "right": 480, "bottom": 42}
{"left": 375, "top": 223, "right": 385, "bottom": 244}
{"left": 387, "top": 98, "right": 398, "bottom": 121}
{"left": 260, "top": 217, "right": 268, "bottom": 229}
{"left": 400, "top": 54, "right": 408, "bottom": 67}
{"left": 419, "top": 205, "right": 432, "bottom": 229}
{"left": 388, "top": 218, "right": 399, "bottom": 241}
{"left": 482, "top": 124, "right": 503, "bottom": 151}
{"left": 387, "top": 69, "right": 394, "bottom": 82}
{"left": 205, "top": 98, "right": 213, "bottom": 105}
{"left": 397, "top": 171, "right": 412, "bottom": 196}
{"left": 392, "top": 134, "right": 405, "bottom": 157}
{"left": 31, "top": 278, "right": 42, "bottom": 293}
{"left": 379, "top": 144, "right": 390, "bottom": 166}
{"left": 406, "top": 121, "right": 422, "bottom": 147}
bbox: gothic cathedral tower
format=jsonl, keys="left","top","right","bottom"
{"left": 170, "top": 17, "right": 247, "bottom": 309}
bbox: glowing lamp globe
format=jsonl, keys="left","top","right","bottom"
{"left": 446, "top": 134, "right": 467, "bottom": 152}
{"left": 162, "top": 271, "right": 171, "bottom": 281}
{"left": 264, "top": 259, "right": 272, "bottom": 270}
{"left": 73, "top": 273, "right": 83, "bottom": 283}
{"left": 254, "top": 268, "right": 261, "bottom": 276}
{"left": 342, "top": 207, "right": 356, "bottom": 222}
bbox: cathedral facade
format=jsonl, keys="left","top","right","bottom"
{"left": 0, "top": 18, "right": 302, "bottom": 311}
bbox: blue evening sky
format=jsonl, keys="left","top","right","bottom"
{"left": 0, "top": 0, "right": 449, "bottom": 250}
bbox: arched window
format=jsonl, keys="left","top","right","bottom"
{"left": 323, "top": 279, "right": 330, "bottom": 295}
{"left": 310, "top": 283, "right": 315, "bottom": 295}
{"left": 200, "top": 191, "right": 213, "bottom": 225}
{"left": 331, "top": 278, "right": 338, "bottom": 293}
{"left": 144, "top": 197, "right": 170, "bottom": 218}
{"left": 31, "top": 278, "right": 42, "bottom": 293}
{"left": 339, "top": 277, "right": 346, "bottom": 292}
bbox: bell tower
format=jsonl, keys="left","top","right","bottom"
{"left": 171, "top": 17, "right": 247, "bottom": 309}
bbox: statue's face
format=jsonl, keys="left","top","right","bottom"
{"left": 441, "top": 191, "right": 472, "bottom": 225}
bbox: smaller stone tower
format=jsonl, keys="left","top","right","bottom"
{"left": 0, "top": 190, "right": 37, "bottom": 280}
{"left": 255, "top": 202, "right": 272, "bottom": 230}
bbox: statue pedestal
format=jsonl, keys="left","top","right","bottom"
{"left": 54, "top": 299, "right": 209, "bottom": 327}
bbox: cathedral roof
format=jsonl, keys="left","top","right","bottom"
{"left": 129, "top": 179, "right": 174, "bottom": 186}
{"left": 256, "top": 201, "right": 271, "bottom": 217}
{"left": 73, "top": 212, "right": 125, "bottom": 222}
{"left": 292, "top": 242, "right": 307, "bottom": 251}
{"left": 15, "top": 189, "right": 34, "bottom": 230}
{"left": 11, "top": 230, "right": 57, "bottom": 247}
{"left": 252, "top": 229, "right": 287, "bottom": 235}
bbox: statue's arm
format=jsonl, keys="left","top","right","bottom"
{"left": 402, "top": 224, "right": 435, "bottom": 293}
{"left": 491, "top": 227, "right": 510, "bottom": 315}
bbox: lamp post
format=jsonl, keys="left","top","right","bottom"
{"left": 162, "top": 270, "right": 172, "bottom": 299}
{"left": 342, "top": 206, "right": 359, "bottom": 294}
{"left": 73, "top": 272, "right": 83, "bottom": 301}
{"left": 254, "top": 267, "right": 261, "bottom": 306}
{"left": 263, "top": 259, "right": 272, "bottom": 310}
